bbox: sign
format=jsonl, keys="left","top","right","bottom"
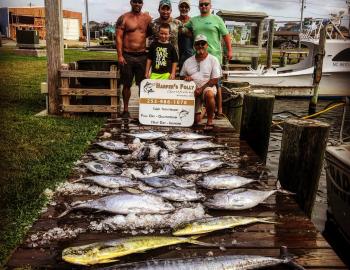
{"left": 139, "top": 79, "right": 196, "bottom": 127}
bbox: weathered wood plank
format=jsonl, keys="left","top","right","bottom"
{"left": 59, "top": 88, "right": 117, "bottom": 96}
{"left": 62, "top": 105, "right": 117, "bottom": 113}
{"left": 60, "top": 70, "right": 118, "bottom": 79}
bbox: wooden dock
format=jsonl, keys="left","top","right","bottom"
{"left": 6, "top": 92, "right": 347, "bottom": 269}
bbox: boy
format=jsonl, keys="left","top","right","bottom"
{"left": 145, "top": 23, "right": 178, "bottom": 80}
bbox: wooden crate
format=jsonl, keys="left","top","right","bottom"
{"left": 59, "top": 63, "right": 120, "bottom": 118}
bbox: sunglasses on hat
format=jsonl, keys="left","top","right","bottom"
{"left": 199, "top": 2, "right": 210, "bottom": 7}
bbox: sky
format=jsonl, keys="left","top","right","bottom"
{"left": 0, "top": 0, "right": 349, "bottom": 25}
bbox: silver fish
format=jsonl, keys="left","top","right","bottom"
{"left": 198, "top": 174, "right": 256, "bottom": 190}
{"left": 182, "top": 159, "right": 224, "bottom": 173}
{"left": 95, "top": 141, "right": 129, "bottom": 151}
{"left": 176, "top": 152, "right": 221, "bottom": 163}
{"left": 137, "top": 146, "right": 151, "bottom": 161}
{"left": 58, "top": 193, "right": 175, "bottom": 217}
{"left": 82, "top": 175, "right": 137, "bottom": 189}
{"left": 139, "top": 176, "right": 195, "bottom": 189}
{"left": 205, "top": 188, "right": 277, "bottom": 210}
{"left": 146, "top": 187, "right": 203, "bottom": 202}
{"left": 142, "top": 163, "right": 153, "bottom": 175}
{"left": 177, "top": 140, "right": 225, "bottom": 151}
{"left": 157, "top": 148, "right": 169, "bottom": 161}
{"left": 124, "top": 132, "right": 166, "bottom": 140}
{"left": 156, "top": 140, "right": 181, "bottom": 152}
{"left": 90, "top": 151, "right": 124, "bottom": 164}
{"left": 84, "top": 161, "right": 121, "bottom": 175}
{"left": 111, "top": 255, "right": 291, "bottom": 270}
{"left": 170, "top": 132, "right": 213, "bottom": 140}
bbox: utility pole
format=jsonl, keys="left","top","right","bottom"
{"left": 85, "top": 0, "right": 90, "bottom": 47}
{"left": 347, "top": 0, "right": 350, "bottom": 36}
{"left": 299, "top": 0, "right": 305, "bottom": 48}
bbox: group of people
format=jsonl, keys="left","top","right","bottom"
{"left": 116, "top": 0, "right": 232, "bottom": 130}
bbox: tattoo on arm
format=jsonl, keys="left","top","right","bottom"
{"left": 116, "top": 15, "right": 125, "bottom": 30}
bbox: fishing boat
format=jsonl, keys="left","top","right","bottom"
{"left": 225, "top": 20, "right": 350, "bottom": 97}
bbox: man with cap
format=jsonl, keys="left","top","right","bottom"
{"left": 185, "top": 0, "right": 232, "bottom": 118}
{"left": 149, "top": 0, "right": 182, "bottom": 57}
{"left": 116, "top": 0, "right": 152, "bottom": 119}
{"left": 180, "top": 34, "right": 221, "bottom": 130}
{"left": 176, "top": 0, "right": 193, "bottom": 71}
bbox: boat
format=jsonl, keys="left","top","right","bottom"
{"left": 225, "top": 20, "right": 350, "bottom": 97}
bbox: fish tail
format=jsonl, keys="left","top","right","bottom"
{"left": 188, "top": 235, "right": 218, "bottom": 247}
{"left": 259, "top": 217, "right": 278, "bottom": 224}
{"left": 57, "top": 203, "right": 72, "bottom": 218}
{"left": 276, "top": 180, "right": 295, "bottom": 195}
{"left": 279, "top": 246, "right": 306, "bottom": 269}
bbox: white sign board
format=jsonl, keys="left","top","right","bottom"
{"left": 139, "top": 79, "right": 196, "bottom": 127}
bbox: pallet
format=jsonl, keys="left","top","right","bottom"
{"left": 59, "top": 63, "right": 120, "bottom": 118}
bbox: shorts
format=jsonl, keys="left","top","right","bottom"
{"left": 195, "top": 86, "right": 217, "bottom": 113}
{"left": 150, "top": 72, "right": 170, "bottom": 80}
{"left": 120, "top": 51, "right": 147, "bottom": 88}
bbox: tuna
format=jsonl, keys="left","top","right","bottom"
{"left": 182, "top": 159, "right": 224, "bottom": 173}
{"left": 90, "top": 151, "right": 124, "bottom": 164}
{"left": 146, "top": 187, "right": 204, "bottom": 202}
{"left": 169, "top": 132, "right": 213, "bottom": 140}
{"left": 95, "top": 141, "right": 129, "bottom": 151}
{"left": 198, "top": 174, "right": 256, "bottom": 190}
{"left": 124, "top": 132, "right": 167, "bottom": 140}
{"left": 84, "top": 161, "right": 121, "bottom": 175}
{"left": 177, "top": 140, "right": 225, "bottom": 151}
{"left": 81, "top": 175, "right": 137, "bottom": 189}
{"left": 138, "top": 175, "right": 195, "bottom": 189}
{"left": 176, "top": 152, "right": 221, "bottom": 163}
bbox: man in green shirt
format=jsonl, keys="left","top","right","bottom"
{"left": 185, "top": 0, "right": 232, "bottom": 117}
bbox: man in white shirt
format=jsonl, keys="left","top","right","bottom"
{"left": 180, "top": 34, "right": 222, "bottom": 130}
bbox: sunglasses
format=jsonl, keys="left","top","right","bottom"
{"left": 132, "top": 0, "right": 143, "bottom": 4}
{"left": 199, "top": 2, "right": 210, "bottom": 7}
{"left": 194, "top": 41, "right": 207, "bottom": 47}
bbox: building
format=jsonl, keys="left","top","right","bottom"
{"left": 0, "top": 7, "right": 83, "bottom": 41}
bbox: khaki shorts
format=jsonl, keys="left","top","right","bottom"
{"left": 195, "top": 86, "right": 217, "bottom": 113}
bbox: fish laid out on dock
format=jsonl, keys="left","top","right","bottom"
{"left": 62, "top": 235, "right": 210, "bottom": 265}
{"left": 146, "top": 187, "right": 204, "bottom": 202}
{"left": 90, "top": 151, "right": 125, "bottom": 164}
{"left": 176, "top": 152, "right": 221, "bottom": 163}
{"left": 138, "top": 175, "right": 195, "bottom": 189}
{"left": 182, "top": 159, "right": 224, "bottom": 173}
{"left": 177, "top": 140, "right": 225, "bottom": 151}
{"left": 205, "top": 188, "right": 278, "bottom": 210}
{"left": 101, "top": 255, "right": 298, "bottom": 270}
{"left": 95, "top": 140, "right": 129, "bottom": 151}
{"left": 124, "top": 132, "right": 167, "bottom": 140}
{"left": 198, "top": 174, "right": 256, "bottom": 190}
{"left": 156, "top": 140, "right": 181, "bottom": 152}
{"left": 169, "top": 132, "right": 213, "bottom": 140}
{"left": 80, "top": 175, "right": 138, "bottom": 189}
{"left": 58, "top": 193, "right": 175, "bottom": 217}
{"left": 84, "top": 161, "right": 121, "bottom": 175}
{"left": 173, "top": 216, "right": 275, "bottom": 236}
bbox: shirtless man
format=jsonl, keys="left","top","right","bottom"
{"left": 116, "top": 0, "right": 152, "bottom": 118}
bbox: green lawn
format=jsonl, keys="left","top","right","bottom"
{"left": 0, "top": 48, "right": 117, "bottom": 265}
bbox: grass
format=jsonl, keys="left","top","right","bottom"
{"left": 0, "top": 47, "right": 117, "bottom": 265}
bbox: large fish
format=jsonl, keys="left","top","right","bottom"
{"left": 204, "top": 188, "right": 277, "bottom": 210}
{"left": 156, "top": 140, "right": 181, "bottom": 152}
{"left": 58, "top": 193, "right": 174, "bottom": 217}
{"left": 90, "top": 151, "right": 124, "bottom": 164}
{"left": 98, "top": 255, "right": 295, "bottom": 270}
{"left": 198, "top": 174, "right": 256, "bottom": 190}
{"left": 84, "top": 161, "right": 121, "bottom": 175}
{"left": 169, "top": 132, "right": 213, "bottom": 140}
{"left": 95, "top": 141, "right": 129, "bottom": 151}
{"left": 146, "top": 187, "right": 204, "bottom": 202}
{"left": 182, "top": 159, "right": 224, "bottom": 173}
{"left": 177, "top": 140, "right": 225, "bottom": 151}
{"left": 62, "top": 235, "right": 210, "bottom": 265}
{"left": 139, "top": 175, "right": 195, "bottom": 189}
{"left": 176, "top": 152, "right": 221, "bottom": 163}
{"left": 173, "top": 216, "right": 275, "bottom": 236}
{"left": 124, "top": 132, "right": 166, "bottom": 140}
{"left": 81, "top": 175, "right": 137, "bottom": 189}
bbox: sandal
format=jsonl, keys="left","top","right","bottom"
{"left": 204, "top": 123, "right": 215, "bottom": 131}
{"left": 215, "top": 113, "right": 225, "bottom": 119}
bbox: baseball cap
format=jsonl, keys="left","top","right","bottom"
{"left": 178, "top": 0, "right": 190, "bottom": 7}
{"left": 194, "top": 34, "right": 208, "bottom": 43}
{"left": 159, "top": 0, "right": 172, "bottom": 8}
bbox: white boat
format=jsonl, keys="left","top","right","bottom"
{"left": 226, "top": 24, "right": 350, "bottom": 97}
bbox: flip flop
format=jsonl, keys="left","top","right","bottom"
{"left": 204, "top": 123, "right": 215, "bottom": 131}
{"left": 215, "top": 113, "right": 225, "bottom": 119}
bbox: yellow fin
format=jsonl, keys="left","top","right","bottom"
{"left": 96, "top": 258, "right": 119, "bottom": 264}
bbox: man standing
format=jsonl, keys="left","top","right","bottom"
{"left": 185, "top": 0, "right": 232, "bottom": 117}
{"left": 176, "top": 0, "right": 193, "bottom": 70}
{"left": 116, "top": 0, "right": 152, "bottom": 118}
{"left": 180, "top": 34, "right": 221, "bottom": 130}
{"left": 149, "top": 0, "right": 182, "bottom": 56}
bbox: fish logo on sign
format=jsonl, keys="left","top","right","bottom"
{"left": 179, "top": 109, "right": 189, "bottom": 120}
{"left": 144, "top": 82, "right": 155, "bottom": 94}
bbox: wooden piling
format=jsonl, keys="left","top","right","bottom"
{"left": 240, "top": 93, "right": 275, "bottom": 163}
{"left": 266, "top": 19, "right": 275, "bottom": 69}
{"left": 309, "top": 25, "right": 327, "bottom": 115}
{"left": 278, "top": 118, "right": 330, "bottom": 218}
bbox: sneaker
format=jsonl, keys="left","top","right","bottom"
{"left": 121, "top": 111, "right": 130, "bottom": 119}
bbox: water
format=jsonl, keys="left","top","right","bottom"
{"left": 266, "top": 97, "right": 350, "bottom": 266}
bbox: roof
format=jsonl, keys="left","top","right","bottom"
{"left": 216, "top": 10, "right": 268, "bottom": 22}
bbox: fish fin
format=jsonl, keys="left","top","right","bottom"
{"left": 57, "top": 203, "right": 71, "bottom": 218}
{"left": 97, "top": 258, "right": 119, "bottom": 264}
{"left": 188, "top": 239, "right": 219, "bottom": 247}
{"left": 71, "top": 177, "right": 84, "bottom": 183}
{"left": 276, "top": 180, "right": 295, "bottom": 195}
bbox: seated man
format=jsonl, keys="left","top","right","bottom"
{"left": 180, "top": 34, "right": 222, "bottom": 130}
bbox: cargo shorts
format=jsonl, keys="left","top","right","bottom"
{"left": 195, "top": 86, "right": 217, "bottom": 113}
{"left": 120, "top": 51, "right": 147, "bottom": 88}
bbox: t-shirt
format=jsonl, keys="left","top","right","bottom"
{"left": 185, "top": 14, "right": 228, "bottom": 64}
{"left": 148, "top": 41, "right": 179, "bottom": 74}
{"left": 180, "top": 53, "right": 221, "bottom": 88}
{"left": 149, "top": 17, "right": 182, "bottom": 56}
